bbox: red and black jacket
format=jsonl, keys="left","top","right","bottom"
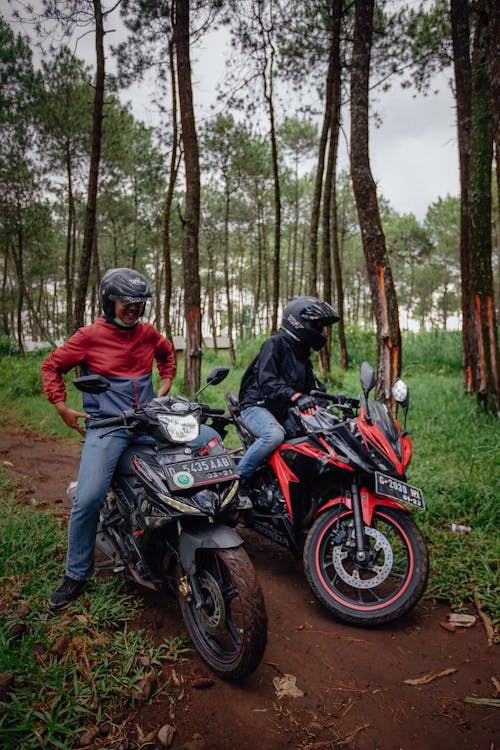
{"left": 41, "top": 316, "right": 176, "bottom": 418}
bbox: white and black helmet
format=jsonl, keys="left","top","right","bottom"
{"left": 99, "top": 268, "right": 152, "bottom": 320}
{"left": 282, "top": 296, "right": 339, "bottom": 350}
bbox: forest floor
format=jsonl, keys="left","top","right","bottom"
{"left": 0, "top": 424, "right": 498, "bottom": 750}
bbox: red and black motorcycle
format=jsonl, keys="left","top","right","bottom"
{"left": 223, "top": 362, "right": 429, "bottom": 627}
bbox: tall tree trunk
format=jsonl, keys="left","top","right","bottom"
{"left": 319, "top": 0, "right": 343, "bottom": 375}
{"left": 73, "top": 0, "right": 104, "bottom": 330}
{"left": 65, "top": 144, "right": 75, "bottom": 334}
{"left": 162, "top": 31, "right": 179, "bottom": 338}
{"left": 175, "top": 0, "right": 202, "bottom": 393}
{"left": 309, "top": 14, "right": 337, "bottom": 296}
{"left": 257, "top": 8, "right": 281, "bottom": 332}
{"left": 12, "top": 224, "right": 25, "bottom": 355}
{"left": 350, "top": 0, "right": 401, "bottom": 401}
{"left": 487, "top": 0, "right": 500, "bottom": 320}
{"left": 223, "top": 180, "right": 236, "bottom": 364}
{"left": 451, "top": 0, "right": 475, "bottom": 392}
{"left": 469, "top": 1, "right": 499, "bottom": 412}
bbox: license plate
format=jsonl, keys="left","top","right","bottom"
{"left": 375, "top": 472, "right": 426, "bottom": 510}
{"left": 162, "top": 454, "right": 238, "bottom": 491}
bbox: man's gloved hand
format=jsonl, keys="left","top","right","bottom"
{"left": 296, "top": 394, "right": 317, "bottom": 412}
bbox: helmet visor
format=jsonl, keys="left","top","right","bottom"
{"left": 111, "top": 295, "right": 149, "bottom": 305}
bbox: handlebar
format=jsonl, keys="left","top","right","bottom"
{"left": 89, "top": 415, "right": 127, "bottom": 429}
{"left": 310, "top": 390, "right": 360, "bottom": 410}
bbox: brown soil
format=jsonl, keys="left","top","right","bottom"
{"left": 0, "top": 425, "right": 498, "bottom": 750}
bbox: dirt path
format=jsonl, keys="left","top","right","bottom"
{"left": 0, "top": 426, "right": 498, "bottom": 750}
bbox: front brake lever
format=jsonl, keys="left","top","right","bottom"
{"left": 98, "top": 419, "right": 141, "bottom": 439}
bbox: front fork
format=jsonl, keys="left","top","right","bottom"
{"left": 351, "top": 480, "right": 368, "bottom": 562}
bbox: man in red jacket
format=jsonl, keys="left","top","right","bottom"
{"left": 42, "top": 268, "right": 177, "bottom": 611}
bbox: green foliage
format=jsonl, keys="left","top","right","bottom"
{"left": 339, "top": 323, "right": 377, "bottom": 366}
{"left": 0, "top": 336, "right": 18, "bottom": 356}
{"left": 0, "top": 476, "right": 189, "bottom": 750}
{"left": 0, "top": 353, "right": 45, "bottom": 398}
{"left": 402, "top": 329, "right": 462, "bottom": 373}
{"left": 405, "top": 374, "right": 499, "bottom": 623}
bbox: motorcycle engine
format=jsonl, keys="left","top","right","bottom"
{"left": 253, "top": 474, "right": 283, "bottom": 512}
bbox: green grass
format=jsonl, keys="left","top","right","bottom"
{"left": 0, "top": 474, "right": 190, "bottom": 750}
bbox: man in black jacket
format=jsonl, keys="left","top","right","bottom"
{"left": 236, "top": 296, "right": 339, "bottom": 493}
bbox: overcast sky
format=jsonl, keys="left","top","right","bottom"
{"left": 5, "top": 3, "right": 460, "bottom": 222}
{"left": 121, "top": 26, "right": 459, "bottom": 222}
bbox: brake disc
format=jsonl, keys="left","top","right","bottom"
{"left": 332, "top": 526, "right": 393, "bottom": 589}
{"left": 193, "top": 570, "right": 226, "bottom": 635}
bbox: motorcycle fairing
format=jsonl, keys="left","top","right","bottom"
{"left": 356, "top": 402, "right": 412, "bottom": 476}
{"left": 318, "top": 488, "right": 412, "bottom": 527}
{"left": 269, "top": 446, "right": 299, "bottom": 518}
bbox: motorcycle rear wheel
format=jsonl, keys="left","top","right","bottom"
{"left": 177, "top": 547, "right": 268, "bottom": 680}
{"left": 304, "top": 506, "right": 429, "bottom": 626}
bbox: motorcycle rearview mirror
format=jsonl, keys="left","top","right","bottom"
{"left": 72, "top": 374, "right": 136, "bottom": 403}
{"left": 73, "top": 374, "right": 111, "bottom": 394}
{"left": 391, "top": 378, "right": 409, "bottom": 407}
{"left": 193, "top": 367, "right": 230, "bottom": 399}
{"left": 360, "top": 362, "right": 375, "bottom": 422}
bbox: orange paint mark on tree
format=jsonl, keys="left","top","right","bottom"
{"left": 474, "top": 295, "right": 486, "bottom": 393}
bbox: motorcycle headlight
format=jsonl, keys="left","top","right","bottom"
{"left": 157, "top": 413, "right": 200, "bottom": 443}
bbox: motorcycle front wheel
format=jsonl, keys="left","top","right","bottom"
{"left": 303, "top": 506, "right": 429, "bottom": 626}
{"left": 177, "top": 547, "right": 268, "bottom": 680}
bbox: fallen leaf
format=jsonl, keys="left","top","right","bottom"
{"left": 157, "top": 723, "right": 176, "bottom": 747}
{"left": 448, "top": 613, "right": 477, "bottom": 627}
{"left": 50, "top": 635, "right": 71, "bottom": 657}
{"left": 491, "top": 676, "right": 500, "bottom": 694}
{"left": 7, "top": 622, "right": 27, "bottom": 639}
{"left": 273, "top": 673, "right": 304, "bottom": 699}
{"left": 474, "top": 587, "right": 496, "bottom": 646}
{"left": 132, "top": 671, "right": 157, "bottom": 701}
{"left": 465, "top": 697, "right": 500, "bottom": 708}
{"left": 79, "top": 727, "right": 99, "bottom": 747}
{"left": 404, "top": 667, "right": 457, "bottom": 685}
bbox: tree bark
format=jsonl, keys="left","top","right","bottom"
{"left": 308, "top": 16, "right": 336, "bottom": 297}
{"left": 350, "top": 0, "right": 401, "bottom": 401}
{"left": 257, "top": 5, "right": 281, "bottom": 332}
{"left": 162, "top": 30, "right": 179, "bottom": 339}
{"left": 469, "top": 1, "right": 499, "bottom": 412}
{"left": 319, "top": 0, "right": 343, "bottom": 375}
{"left": 73, "top": 0, "right": 104, "bottom": 330}
{"left": 65, "top": 144, "right": 75, "bottom": 334}
{"left": 175, "top": 0, "right": 202, "bottom": 393}
{"left": 223, "top": 179, "right": 236, "bottom": 364}
{"left": 451, "top": 0, "right": 475, "bottom": 392}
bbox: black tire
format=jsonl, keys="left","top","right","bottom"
{"left": 177, "top": 547, "right": 268, "bottom": 680}
{"left": 303, "top": 506, "right": 429, "bottom": 626}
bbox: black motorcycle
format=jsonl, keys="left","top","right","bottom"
{"left": 69, "top": 367, "right": 267, "bottom": 680}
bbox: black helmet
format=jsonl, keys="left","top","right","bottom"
{"left": 282, "top": 296, "right": 339, "bottom": 350}
{"left": 99, "top": 267, "right": 152, "bottom": 320}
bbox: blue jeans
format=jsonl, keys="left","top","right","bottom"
{"left": 66, "top": 423, "right": 221, "bottom": 581}
{"left": 236, "top": 406, "right": 285, "bottom": 478}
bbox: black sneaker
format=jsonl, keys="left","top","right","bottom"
{"left": 236, "top": 478, "right": 253, "bottom": 510}
{"left": 48, "top": 576, "right": 87, "bottom": 612}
